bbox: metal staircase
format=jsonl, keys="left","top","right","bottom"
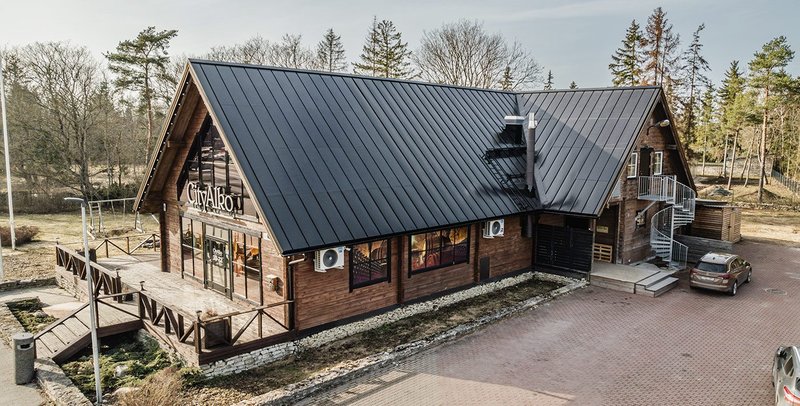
{"left": 638, "top": 176, "right": 696, "bottom": 269}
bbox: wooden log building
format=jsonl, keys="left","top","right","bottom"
{"left": 134, "top": 60, "right": 696, "bottom": 335}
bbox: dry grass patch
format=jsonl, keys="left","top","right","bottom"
{"left": 183, "top": 277, "right": 563, "bottom": 405}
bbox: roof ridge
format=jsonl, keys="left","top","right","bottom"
{"left": 188, "top": 58, "right": 517, "bottom": 95}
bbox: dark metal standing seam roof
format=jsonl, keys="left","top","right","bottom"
{"left": 143, "top": 60, "right": 666, "bottom": 255}
{"left": 516, "top": 87, "right": 661, "bottom": 215}
{"left": 189, "top": 60, "right": 534, "bottom": 254}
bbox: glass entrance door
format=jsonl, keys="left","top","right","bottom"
{"left": 204, "top": 236, "right": 230, "bottom": 294}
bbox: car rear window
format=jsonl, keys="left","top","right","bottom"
{"left": 696, "top": 261, "right": 727, "bottom": 273}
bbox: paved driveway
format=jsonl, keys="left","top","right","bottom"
{"left": 306, "top": 241, "right": 800, "bottom": 405}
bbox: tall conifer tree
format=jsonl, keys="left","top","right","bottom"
{"left": 353, "top": 18, "right": 414, "bottom": 78}
{"left": 681, "top": 23, "right": 711, "bottom": 147}
{"left": 748, "top": 36, "right": 795, "bottom": 203}
{"left": 609, "top": 20, "right": 644, "bottom": 86}
{"left": 105, "top": 26, "right": 178, "bottom": 163}
{"left": 543, "top": 70, "right": 554, "bottom": 90}
{"left": 316, "top": 28, "right": 347, "bottom": 72}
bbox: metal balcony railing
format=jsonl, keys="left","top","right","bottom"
{"left": 639, "top": 175, "right": 696, "bottom": 269}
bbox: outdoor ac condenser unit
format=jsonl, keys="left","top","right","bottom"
{"left": 483, "top": 219, "right": 505, "bottom": 238}
{"left": 314, "top": 246, "right": 345, "bottom": 272}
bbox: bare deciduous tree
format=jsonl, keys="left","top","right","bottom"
{"left": 414, "top": 20, "right": 542, "bottom": 90}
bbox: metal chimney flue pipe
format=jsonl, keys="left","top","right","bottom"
{"left": 526, "top": 112, "right": 537, "bottom": 193}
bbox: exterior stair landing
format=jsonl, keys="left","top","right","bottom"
{"left": 591, "top": 262, "right": 678, "bottom": 297}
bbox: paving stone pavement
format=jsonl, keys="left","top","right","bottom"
{"left": 303, "top": 241, "right": 800, "bottom": 405}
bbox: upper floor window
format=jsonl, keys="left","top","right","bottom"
{"left": 652, "top": 151, "right": 664, "bottom": 175}
{"left": 178, "top": 116, "right": 258, "bottom": 218}
{"left": 350, "top": 240, "right": 390, "bottom": 289}
{"left": 410, "top": 226, "right": 470, "bottom": 274}
{"left": 627, "top": 152, "right": 639, "bottom": 178}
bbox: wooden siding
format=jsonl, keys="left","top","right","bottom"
{"left": 292, "top": 238, "right": 399, "bottom": 330}
{"left": 477, "top": 215, "right": 533, "bottom": 278}
{"left": 691, "top": 205, "right": 742, "bottom": 242}
{"left": 609, "top": 104, "right": 692, "bottom": 265}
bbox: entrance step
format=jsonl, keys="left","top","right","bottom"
{"left": 635, "top": 271, "right": 678, "bottom": 297}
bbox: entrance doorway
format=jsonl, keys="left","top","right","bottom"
{"left": 205, "top": 236, "right": 230, "bottom": 295}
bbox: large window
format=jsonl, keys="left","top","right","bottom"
{"left": 627, "top": 152, "right": 639, "bottom": 178}
{"left": 410, "top": 226, "right": 470, "bottom": 274}
{"left": 350, "top": 240, "right": 390, "bottom": 290}
{"left": 232, "top": 232, "right": 263, "bottom": 303}
{"left": 652, "top": 151, "right": 664, "bottom": 175}
{"left": 179, "top": 215, "right": 265, "bottom": 304}
{"left": 178, "top": 117, "right": 258, "bottom": 219}
{"left": 180, "top": 218, "right": 203, "bottom": 281}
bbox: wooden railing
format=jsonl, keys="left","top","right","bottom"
{"left": 54, "top": 244, "right": 294, "bottom": 363}
{"left": 93, "top": 234, "right": 161, "bottom": 258}
{"left": 56, "top": 245, "right": 124, "bottom": 297}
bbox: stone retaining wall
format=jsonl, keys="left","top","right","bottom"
{"left": 0, "top": 277, "right": 57, "bottom": 292}
{"left": 201, "top": 271, "right": 577, "bottom": 377}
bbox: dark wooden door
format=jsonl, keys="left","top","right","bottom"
{"left": 535, "top": 225, "right": 593, "bottom": 274}
{"left": 640, "top": 147, "right": 653, "bottom": 177}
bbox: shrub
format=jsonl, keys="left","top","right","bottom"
{"left": 117, "top": 367, "right": 184, "bottom": 406}
{"left": 0, "top": 225, "right": 39, "bottom": 246}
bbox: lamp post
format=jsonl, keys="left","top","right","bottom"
{"left": 64, "top": 197, "right": 102, "bottom": 405}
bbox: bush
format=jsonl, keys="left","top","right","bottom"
{"left": 0, "top": 225, "right": 38, "bottom": 246}
{"left": 117, "top": 367, "right": 184, "bottom": 406}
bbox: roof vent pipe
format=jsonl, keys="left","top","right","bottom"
{"left": 525, "top": 112, "right": 537, "bottom": 193}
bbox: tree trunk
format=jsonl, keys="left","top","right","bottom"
{"left": 144, "top": 69, "right": 154, "bottom": 166}
{"left": 727, "top": 129, "right": 738, "bottom": 190}
{"left": 722, "top": 135, "right": 729, "bottom": 178}
{"left": 757, "top": 87, "right": 769, "bottom": 204}
{"left": 741, "top": 128, "right": 757, "bottom": 183}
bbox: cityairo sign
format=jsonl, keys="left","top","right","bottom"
{"left": 186, "top": 181, "right": 240, "bottom": 214}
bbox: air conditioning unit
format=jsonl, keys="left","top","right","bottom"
{"left": 314, "top": 246, "right": 345, "bottom": 272}
{"left": 483, "top": 219, "right": 505, "bottom": 238}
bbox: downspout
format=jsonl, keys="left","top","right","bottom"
{"left": 286, "top": 254, "right": 305, "bottom": 331}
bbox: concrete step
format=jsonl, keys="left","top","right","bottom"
{"left": 590, "top": 274, "right": 636, "bottom": 293}
{"left": 635, "top": 271, "right": 679, "bottom": 297}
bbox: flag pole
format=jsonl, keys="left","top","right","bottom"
{"left": 0, "top": 57, "right": 16, "bottom": 250}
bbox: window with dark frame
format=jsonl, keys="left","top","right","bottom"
{"left": 350, "top": 240, "right": 390, "bottom": 290}
{"left": 409, "top": 226, "right": 470, "bottom": 274}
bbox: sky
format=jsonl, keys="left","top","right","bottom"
{"left": 1, "top": 0, "right": 799, "bottom": 88}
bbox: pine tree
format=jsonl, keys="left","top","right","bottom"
{"left": 718, "top": 60, "right": 745, "bottom": 109}
{"left": 697, "top": 86, "right": 717, "bottom": 176}
{"left": 569, "top": 81, "right": 578, "bottom": 89}
{"left": 543, "top": 70, "right": 554, "bottom": 90}
{"left": 641, "top": 7, "right": 681, "bottom": 87}
{"left": 105, "top": 26, "right": 178, "bottom": 163}
{"left": 680, "top": 24, "right": 711, "bottom": 148}
{"left": 316, "top": 28, "right": 347, "bottom": 72}
{"left": 353, "top": 18, "right": 414, "bottom": 78}
{"left": 608, "top": 20, "right": 644, "bottom": 87}
{"left": 500, "top": 66, "right": 513, "bottom": 90}
{"left": 748, "top": 36, "right": 795, "bottom": 203}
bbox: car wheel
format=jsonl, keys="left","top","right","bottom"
{"left": 746, "top": 271, "right": 752, "bottom": 283}
{"left": 730, "top": 282, "right": 738, "bottom": 296}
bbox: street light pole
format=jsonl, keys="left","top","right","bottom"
{"left": 0, "top": 58, "right": 16, "bottom": 250}
{"left": 65, "top": 197, "right": 102, "bottom": 405}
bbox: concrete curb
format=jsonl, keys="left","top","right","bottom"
{"left": 235, "top": 275, "right": 588, "bottom": 406}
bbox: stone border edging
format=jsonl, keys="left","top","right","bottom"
{"left": 202, "top": 271, "right": 571, "bottom": 377}
{"left": 235, "top": 274, "right": 587, "bottom": 406}
{"left": 0, "top": 277, "right": 57, "bottom": 292}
